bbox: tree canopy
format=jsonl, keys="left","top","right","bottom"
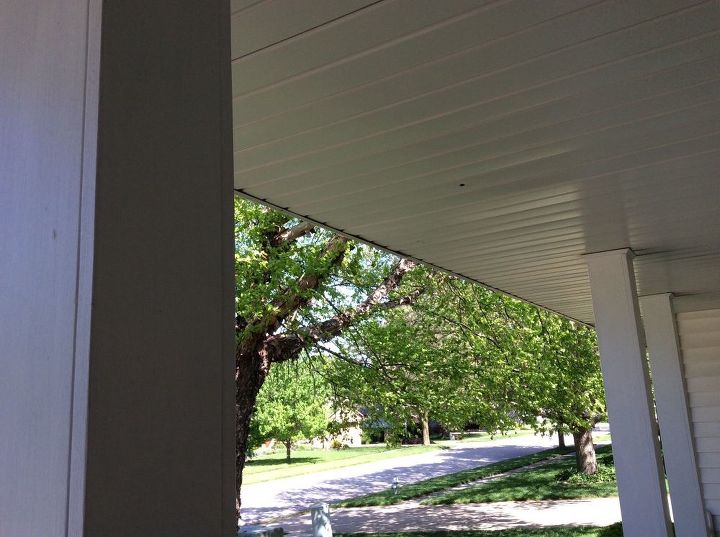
{"left": 325, "top": 274, "right": 605, "bottom": 470}
{"left": 420, "top": 276, "right": 605, "bottom": 439}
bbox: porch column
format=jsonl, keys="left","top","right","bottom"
{"left": 584, "top": 249, "right": 673, "bottom": 537}
{"left": 0, "top": 2, "right": 235, "bottom": 536}
{"left": 641, "top": 293, "right": 712, "bottom": 537}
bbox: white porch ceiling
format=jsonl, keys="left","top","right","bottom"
{"left": 230, "top": 0, "right": 720, "bottom": 323}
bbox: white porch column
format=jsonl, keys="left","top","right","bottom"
{"left": 641, "top": 293, "right": 712, "bottom": 537}
{"left": 584, "top": 249, "right": 673, "bottom": 537}
{"left": 0, "top": 2, "right": 235, "bottom": 536}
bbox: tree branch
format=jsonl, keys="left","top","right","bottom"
{"left": 314, "top": 343, "right": 369, "bottom": 368}
{"left": 308, "top": 259, "right": 419, "bottom": 341}
{"left": 237, "top": 236, "right": 350, "bottom": 366}
{"left": 257, "top": 235, "right": 350, "bottom": 338}
{"left": 270, "top": 221, "right": 315, "bottom": 247}
{"left": 428, "top": 311, "right": 501, "bottom": 349}
{"left": 377, "top": 287, "right": 425, "bottom": 312}
{"left": 264, "top": 258, "right": 421, "bottom": 364}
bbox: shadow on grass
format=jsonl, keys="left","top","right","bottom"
{"left": 336, "top": 447, "right": 575, "bottom": 508}
{"left": 424, "top": 446, "right": 616, "bottom": 505}
{"left": 246, "top": 456, "right": 321, "bottom": 468}
{"left": 597, "top": 524, "right": 623, "bottom": 537}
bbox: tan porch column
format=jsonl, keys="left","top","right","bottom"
{"left": 0, "top": 2, "right": 235, "bottom": 535}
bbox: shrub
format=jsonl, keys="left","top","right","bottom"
{"left": 331, "top": 438, "right": 349, "bottom": 450}
{"left": 555, "top": 463, "right": 616, "bottom": 484}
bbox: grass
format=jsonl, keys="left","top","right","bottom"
{"left": 335, "top": 447, "right": 574, "bottom": 507}
{"left": 336, "top": 525, "right": 623, "bottom": 537}
{"left": 245, "top": 428, "right": 533, "bottom": 484}
{"left": 244, "top": 444, "right": 442, "bottom": 484}
{"left": 434, "top": 429, "right": 536, "bottom": 447}
{"left": 424, "top": 446, "right": 616, "bottom": 505}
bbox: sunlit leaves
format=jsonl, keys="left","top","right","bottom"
{"left": 250, "top": 359, "right": 330, "bottom": 453}
{"left": 326, "top": 273, "right": 606, "bottom": 439}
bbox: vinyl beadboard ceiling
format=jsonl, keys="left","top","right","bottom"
{"left": 230, "top": 0, "right": 720, "bottom": 323}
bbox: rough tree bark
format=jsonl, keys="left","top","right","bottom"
{"left": 234, "top": 222, "right": 420, "bottom": 520}
{"left": 572, "top": 427, "right": 597, "bottom": 475}
{"left": 421, "top": 411, "right": 431, "bottom": 446}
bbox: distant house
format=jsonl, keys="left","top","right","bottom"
{"left": 312, "top": 408, "right": 364, "bottom": 449}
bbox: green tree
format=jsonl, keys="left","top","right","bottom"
{"left": 327, "top": 273, "right": 606, "bottom": 474}
{"left": 525, "top": 314, "right": 604, "bottom": 473}
{"left": 234, "top": 197, "right": 423, "bottom": 516}
{"left": 251, "top": 360, "right": 329, "bottom": 461}
{"left": 423, "top": 277, "right": 606, "bottom": 474}
{"left": 326, "top": 302, "right": 517, "bottom": 446}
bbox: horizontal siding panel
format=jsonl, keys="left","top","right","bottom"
{"left": 687, "top": 376, "right": 720, "bottom": 393}
{"left": 679, "top": 309, "right": 720, "bottom": 520}
{"left": 683, "top": 346, "right": 720, "bottom": 363}
{"left": 678, "top": 309, "right": 720, "bottom": 322}
{"left": 680, "top": 331, "right": 720, "bottom": 350}
{"left": 700, "top": 452, "right": 720, "bottom": 468}
{"left": 679, "top": 318, "right": 720, "bottom": 335}
{"left": 692, "top": 407, "right": 720, "bottom": 425}
{"left": 690, "top": 392, "right": 720, "bottom": 408}
{"left": 696, "top": 436, "right": 720, "bottom": 453}
{"left": 694, "top": 423, "right": 720, "bottom": 438}
{"left": 705, "top": 498, "right": 720, "bottom": 513}
{"left": 703, "top": 483, "right": 720, "bottom": 500}
{"left": 701, "top": 468, "right": 720, "bottom": 484}
{"left": 685, "top": 361, "right": 720, "bottom": 378}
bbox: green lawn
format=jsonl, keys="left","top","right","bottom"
{"left": 336, "top": 525, "right": 623, "bottom": 537}
{"left": 335, "top": 447, "right": 574, "bottom": 507}
{"left": 424, "top": 446, "right": 616, "bottom": 505}
{"left": 244, "top": 445, "right": 442, "bottom": 484}
{"left": 434, "top": 429, "right": 536, "bottom": 447}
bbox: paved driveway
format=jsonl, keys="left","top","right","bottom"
{"left": 240, "top": 433, "right": 568, "bottom": 524}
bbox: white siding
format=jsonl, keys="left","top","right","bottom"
{"left": 677, "top": 308, "right": 720, "bottom": 532}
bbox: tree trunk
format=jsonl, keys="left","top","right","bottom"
{"left": 558, "top": 430, "right": 566, "bottom": 448}
{"left": 572, "top": 427, "right": 597, "bottom": 475}
{"left": 284, "top": 440, "right": 292, "bottom": 462}
{"left": 235, "top": 345, "right": 270, "bottom": 522}
{"left": 421, "top": 411, "right": 431, "bottom": 446}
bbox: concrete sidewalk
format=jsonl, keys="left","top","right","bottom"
{"left": 268, "top": 497, "right": 622, "bottom": 535}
